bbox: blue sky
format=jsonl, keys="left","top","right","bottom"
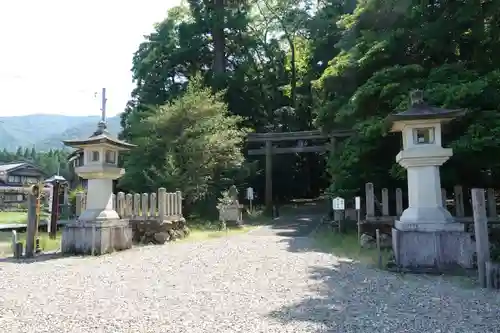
{"left": 0, "top": 0, "right": 181, "bottom": 117}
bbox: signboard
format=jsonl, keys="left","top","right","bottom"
{"left": 332, "top": 197, "right": 345, "bottom": 210}
{"left": 246, "top": 187, "right": 254, "bottom": 200}
{"left": 355, "top": 196, "right": 361, "bottom": 210}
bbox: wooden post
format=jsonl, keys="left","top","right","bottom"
{"left": 176, "top": 191, "right": 183, "bottom": 217}
{"left": 486, "top": 188, "right": 497, "bottom": 218}
{"left": 117, "top": 192, "right": 125, "bottom": 217}
{"left": 265, "top": 140, "right": 273, "bottom": 212}
{"left": 441, "top": 188, "right": 447, "bottom": 208}
{"left": 395, "top": 188, "right": 403, "bottom": 217}
{"left": 150, "top": 193, "right": 157, "bottom": 217}
{"left": 49, "top": 181, "right": 61, "bottom": 240}
{"left": 365, "top": 183, "right": 375, "bottom": 218}
{"left": 376, "top": 229, "right": 382, "bottom": 268}
{"left": 133, "top": 193, "right": 141, "bottom": 218}
{"left": 381, "top": 188, "right": 389, "bottom": 216}
{"left": 11, "top": 230, "right": 18, "bottom": 256}
{"left": 454, "top": 185, "right": 465, "bottom": 217}
{"left": 141, "top": 193, "right": 149, "bottom": 219}
{"left": 486, "top": 261, "right": 493, "bottom": 288}
{"left": 75, "top": 192, "right": 84, "bottom": 218}
{"left": 471, "top": 188, "right": 491, "bottom": 288}
{"left": 158, "top": 188, "right": 166, "bottom": 222}
{"left": 125, "top": 194, "right": 133, "bottom": 218}
{"left": 25, "top": 193, "right": 37, "bottom": 258}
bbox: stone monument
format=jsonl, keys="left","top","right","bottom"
{"left": 61, "top": 88, "right": 136, "bottom": 255}
{"left": 218, "top": 185, "right": 243, "bottom": 227}
{"left": 387, "top": 90, "right": 475, "bottom": 270}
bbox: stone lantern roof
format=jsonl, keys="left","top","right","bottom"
{"left": 386, "top": 90, "right": 466, "bottom": 132}
{"left": 63, "top": 121, "right": 136, "bottom": 150}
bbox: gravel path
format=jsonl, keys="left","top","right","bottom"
{"left": 1, "top": 225, "right": 500, "bottom": 333}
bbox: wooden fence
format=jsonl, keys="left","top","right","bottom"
{"left": 363, "top": 183, "right": 499, "bottom": 224}
{"left": 75, "top": 188, "right": 183, "bottom": 221}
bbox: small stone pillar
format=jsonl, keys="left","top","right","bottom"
{"left": 387, "top": 90, "right": 474, "bottom": 270}
{"left": 61, "top": 119, "right": 136, "bottom": 255}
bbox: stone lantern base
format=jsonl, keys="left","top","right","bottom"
{"left": 392, "top": 222, "right": 476, "bottom": 270}
{"left": 61, "top": 219, "right": 132, "bottom": 255}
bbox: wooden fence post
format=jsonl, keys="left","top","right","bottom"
{"left": 381, "top": 188, "right": 389, "bottom": 216}
{"left": 117, "top": 192, "right": 125, "bottom": 218}
{"left": 395, "top": 188, "right": 403, "bottom": 217}
{"left": 454, "top": 185, "right": 465, "bottom": 217}
{"left": 75, "top": 192, "right": 84, "bottom": 218}
{"left": 141, "top": 193, "right": 149, "bottom": 219}
{"left": 125, "top": 194, "right": 133, "bottom": 218}
{"left": 150, "top": 193, "right": 157, "bottom": 217}
{"left": 176, "top": 191, "right": 182, "bottom": 217}
{"left": 365, "top": 183, "right": 375, "bottom": 218}
{"left": 158, "top": 188, "right": 166, "bottom": 221}
{"left": 25, "top": 193, "right": 37, "bottom": 258}
{"left": 471, "top": 188, "right": 491, "bottom": 288}
{"left": 487, "top": 188, "right": 497, "bottom": 218}
{"left": 133, "top": 193, "right": 141, "bottom": 218}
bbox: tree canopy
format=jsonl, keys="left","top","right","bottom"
{"left": 120, "top": 0, "right": 500, "bottom": 210}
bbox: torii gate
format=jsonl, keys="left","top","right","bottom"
{"left": 246, "top": 129, "right": 352, "bottom": 211}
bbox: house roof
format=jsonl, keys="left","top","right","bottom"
{"left": 0, "top": 163, "right": 26, "bottom": 173}
{"left": 0, "top": 162, "right": 46, "bottom": 176}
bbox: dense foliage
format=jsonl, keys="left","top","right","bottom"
{"left": 120, "top": 78, "right": 249, "bottom": 215}
{"left": 120, "top": 0, "right": 500, "bottom": 211}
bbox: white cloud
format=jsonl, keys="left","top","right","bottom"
{"left": 0, "top": 0, "right": 181, "bottom": 117}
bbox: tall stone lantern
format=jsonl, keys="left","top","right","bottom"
{"left": 387, "top": 90, "right": 474, "bottom": 269}
{"left": 61, "top": 120, "right": 136, "bottom": 255}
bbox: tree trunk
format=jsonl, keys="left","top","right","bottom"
{"left": 286, "top": 35, "right": 297, "bottom": 109}
{"left": 212, "top": 0, "right": 226, "bottom": 75}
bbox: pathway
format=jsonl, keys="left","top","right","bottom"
{"left": 1, "top": 208, "right": 500, "bottom": 332}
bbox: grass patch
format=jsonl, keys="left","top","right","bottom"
{"left": 181, "top": 217, "right": 259, "bottom": 242}
{"left": 183, "top": 225, "right": 256, "bottom": 242}
{"left": 312, "top": 226, "right": 392, "bottom": 267}
{"left": 0, "top": 212, "right": 28, "bottom": 224}
{"left": 0, "top": 231, "right": 61, "bottom": 257}
{"left": 0, "top": 211, "right": 51, "bottom": 225}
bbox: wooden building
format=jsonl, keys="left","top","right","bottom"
{"left": 0, "top": 162, "right": 46, "bottom": 208}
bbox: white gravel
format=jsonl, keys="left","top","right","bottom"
{"left": 1, "top": 228, "right": 500, "bottom": 333}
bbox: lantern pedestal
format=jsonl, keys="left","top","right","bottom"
{"left": 61, "top": 219, "right": 132, "bottom": 255}
{"left": 391, "top": 229, "right": 475, "bottom": 270}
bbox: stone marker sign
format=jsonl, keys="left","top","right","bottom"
{"left": 332, "top": 197, "right": 345, "bottom": 211}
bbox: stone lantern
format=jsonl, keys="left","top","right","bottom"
{"left": 387, "top": 90, "right": 474, "bottom": 269}
{"left": 61, "top": 120, "right": 136, "bottom": 255}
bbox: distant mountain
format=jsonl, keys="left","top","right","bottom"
{"left": 0, "top": 114, "right": 123, "bottom": 151}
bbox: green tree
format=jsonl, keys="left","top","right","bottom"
{"left": 120, "top": 77, "right": 249, "bottom": 215}
{"left": 313, "top": 0, "right": 500, "bottom": 196}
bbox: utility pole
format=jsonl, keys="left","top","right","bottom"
{"left": 101, "top": 87, "right": 107, "bottom": 122}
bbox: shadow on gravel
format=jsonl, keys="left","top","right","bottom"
{"left": 250, "top": 200, "right": 325, "bottom": 238}
{"left": 270, "top": 216, "right": 322, "bottom": 237}
{"left": 270, "top": 230, "right": 500, "bottom": 332}
{"left": 267, "top": 260, "right": 500, "bottom": 332}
